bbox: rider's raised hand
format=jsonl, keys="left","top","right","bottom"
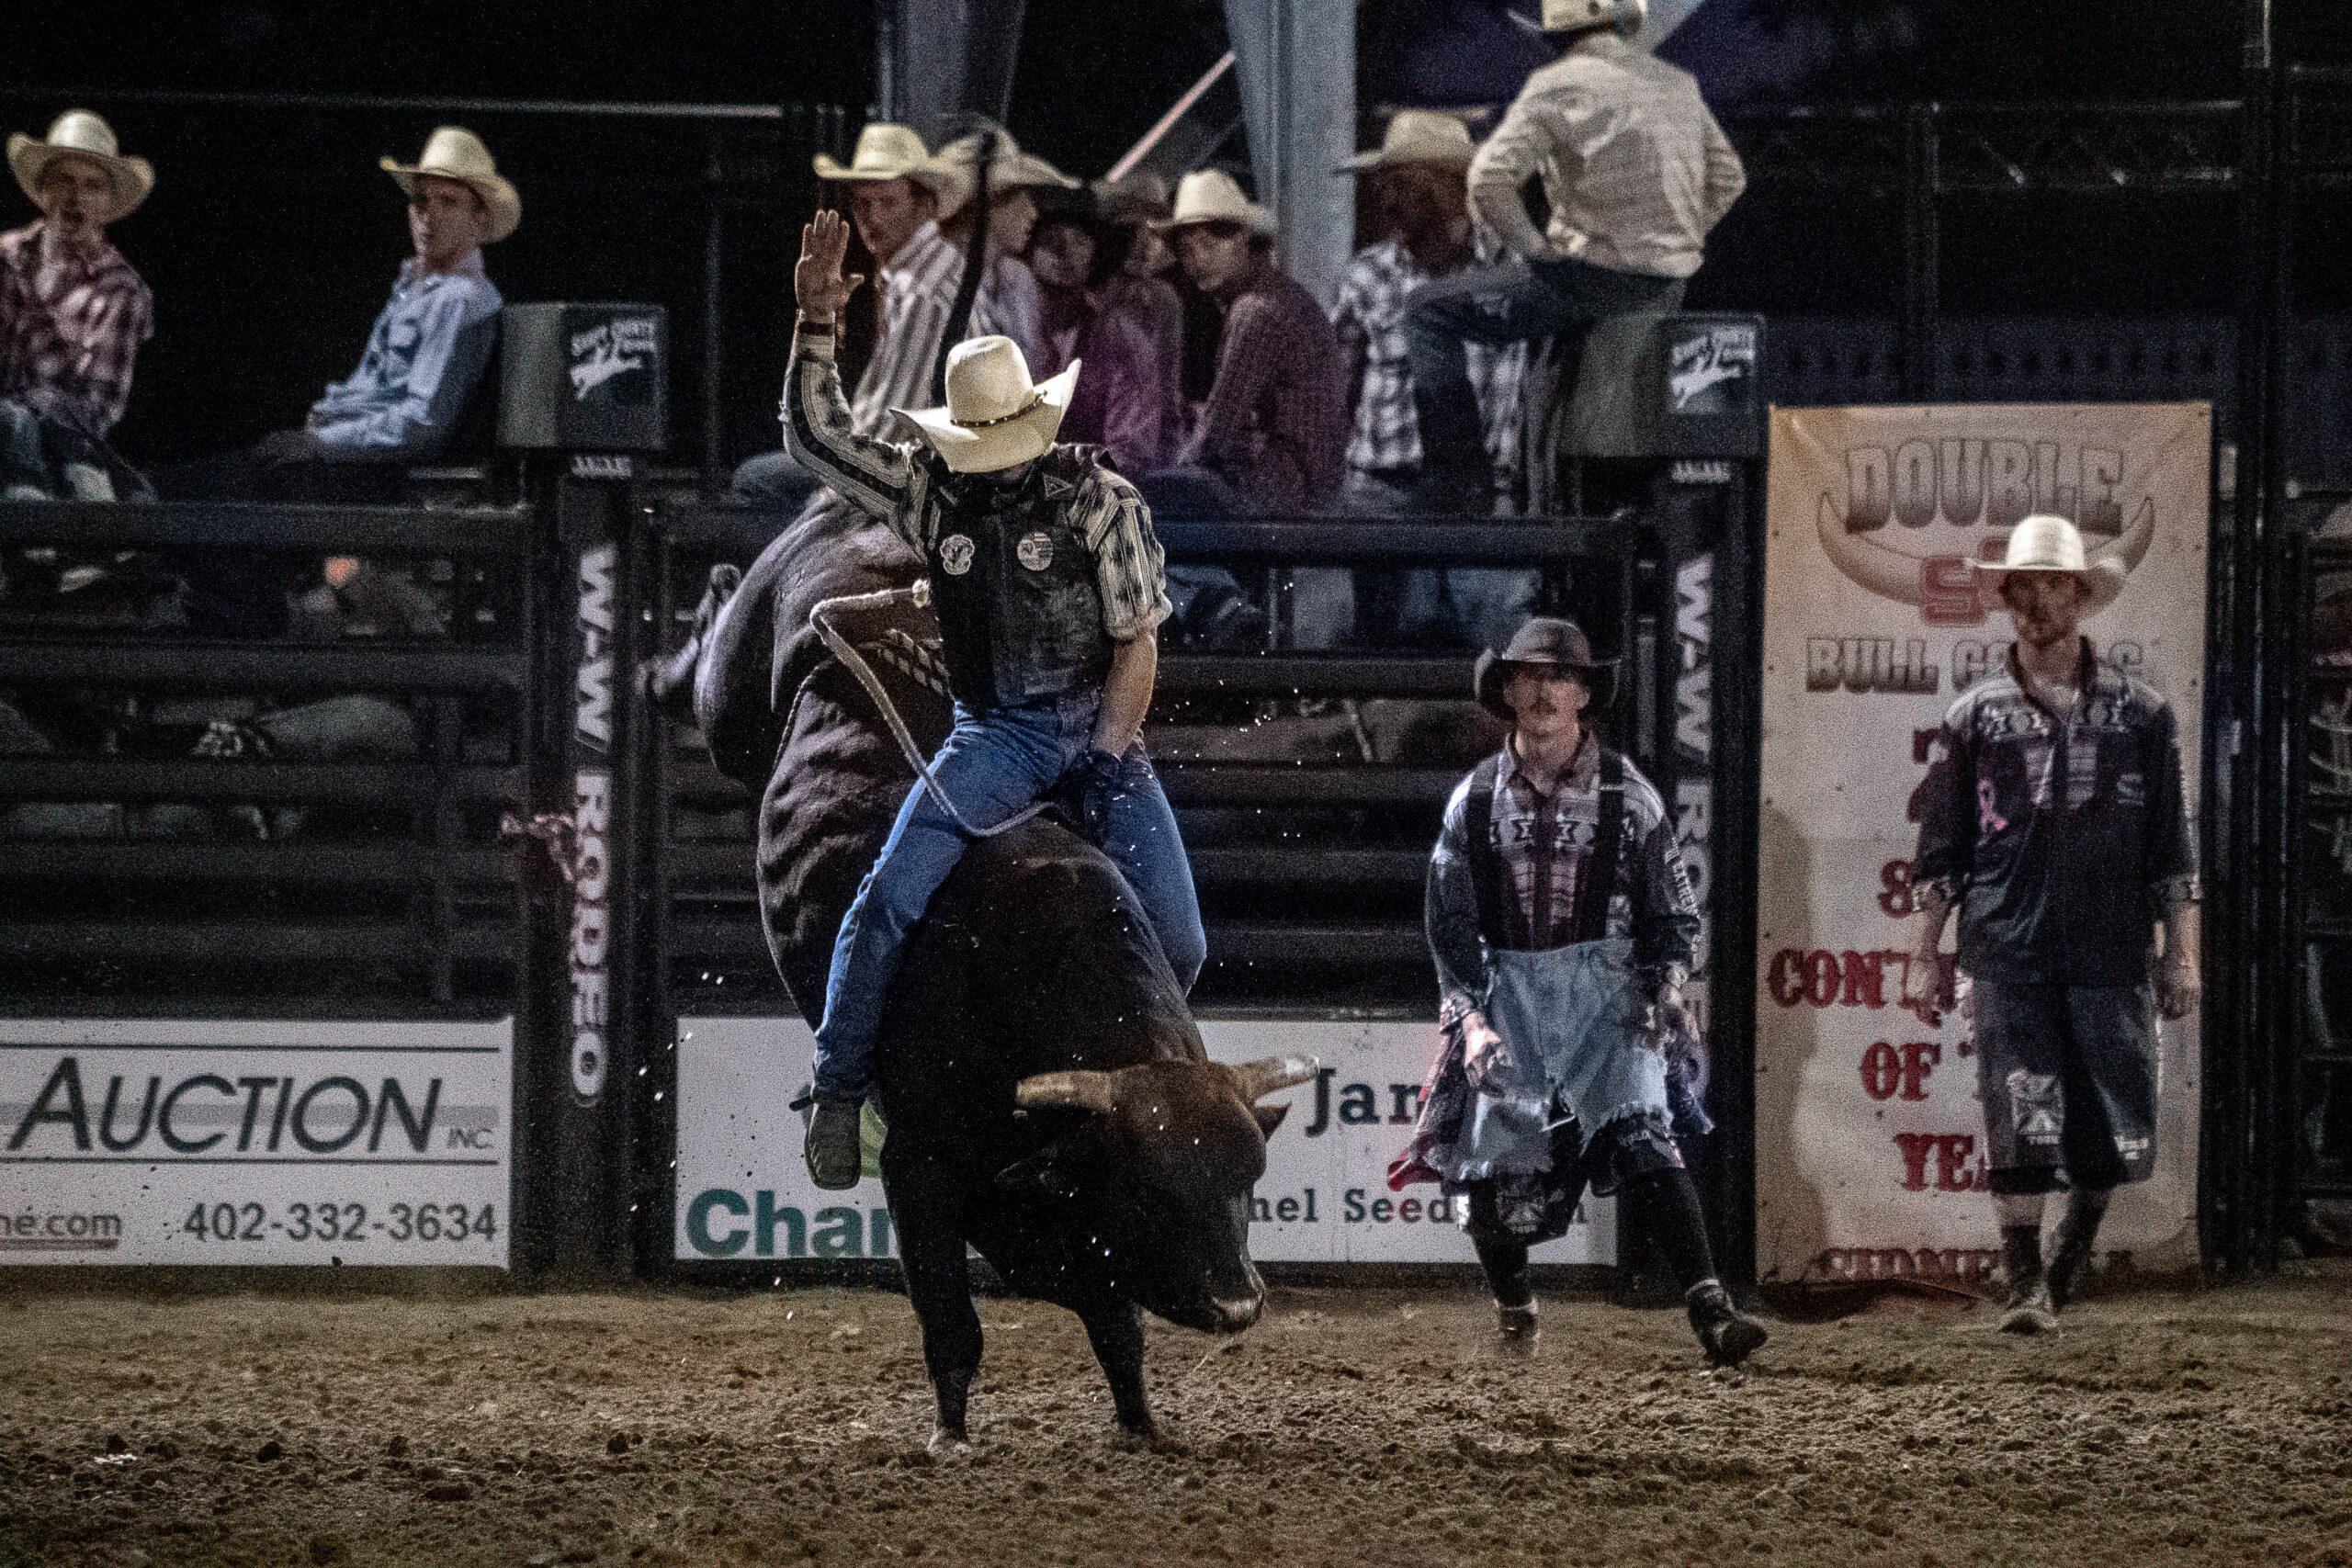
{"left": 795, "top": 208, "right": 865, "bottom": 323}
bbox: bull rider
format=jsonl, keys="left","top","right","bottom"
{"left": 782, "top": 209, "right": 1206, "bottom": 1190}
{"left": 1395, "top": 615, "right": 1768, "bottom": 1364}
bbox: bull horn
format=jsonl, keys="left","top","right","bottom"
{"left": 1816, "top": 492, "right": 1928, "bottom": 606}
{"left": 1230, "top": 1055, "right": 1319, "bottom": 1103}
{"left": 1015, "top": 1070, "right": 1117, "bottom": 1115}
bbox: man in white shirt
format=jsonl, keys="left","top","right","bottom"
{"left": 1403, "top": 0, "right": 1744, "bottom": 507}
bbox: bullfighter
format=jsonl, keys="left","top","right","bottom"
{"left": 1903, "top": 514, "right": 2199, "bottom": 1332}
{"left": 1397, "top": 615, "right": 1767, "bottom": 1364}
{"left": 782, "top": 208, "right": 1205, "bottom": 1189}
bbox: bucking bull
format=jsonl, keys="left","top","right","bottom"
{"left": 651, "top": 496, "right": 1311, "bottom": 1450}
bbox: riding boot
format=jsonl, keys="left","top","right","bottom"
{"left": 1685, "top": 1280, "right": 1769, "bottom": 1367}
{"left": 1998, "top": 1223, "right": 2056, "bottom": 1333}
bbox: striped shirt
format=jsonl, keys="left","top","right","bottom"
{"left": 1333, "top": 237, "right": 1524, "bottom": 475}
{"left": 1470, "top": 32, "right": 1745, "bottom": 280}
{"left": 844, "top": 220, "right": 1000, "bottom": 438}
{"left": 0, "top": 220, "right": 152, "bottom": 436}
{"left": 783, "top": 327, "right": 1171, "bottom": 639}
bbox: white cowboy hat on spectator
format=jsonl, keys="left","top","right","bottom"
{"left": 8, "top": 109, "right": 153, "bottom": 223}
{"left": 919, "top": 130, "right": 1080, "bottom": 222}
{"left": 1338, "top": 109, "right": 1476, "bottom": 173}
{"left": 1969, "top": 513, "right": 2128, "bottom": 612}
{"left": 812, "top": 123, "right": 930, "bottom": 182}
{"left": 380, "top": 127, "right": 520, "bottom": 243}
{"left": 1153, "top": 169, "right": 1276, "bottom": 237}
{"left": 894, "top": 335, "right": 1079, "bottom": 474}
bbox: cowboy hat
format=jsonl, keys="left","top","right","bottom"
{"left": 812, "top": 123, "right": 930, "bottom": 182}
{"left": 1473, "top": 616, "right": 1620, "bottom": 720}
{"left": 894, "top": 335, "right": 1079, "bottom": 474}
{"left": 8, "top": 109, "right": 153, "bottom": 224}
{"left": 919, "top": 130, "right": 1080, "bottom": 222}
{"left": 1337, "top": 109, "right": 1476, "bottom": 174}
{"left": 1153, "top": 168, "right": 1276, "bottom": 237}
{"left": 380, "top": 127, "right": 519, "bottom": 243}
{"left": 1968, "top": 513, "right": 2128, "bottom": 613}
{"left": 1091, "top": 171, "right": 1173, "bottom": 226}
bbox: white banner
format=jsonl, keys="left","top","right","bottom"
{"left": 673, "top": 1017, "right": 1611, "bottom": 1266}
{"left": 1758, "top": 403, "right": 2209, "bottom": 1284}
{"left": 0, "top": 1019, "right": 511, "bottom": 1268}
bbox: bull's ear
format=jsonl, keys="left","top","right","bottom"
{"left": 1251, "top": 1103, "right": 1290, "bottom": 1137}
{"left": 995, "top": 1144, "right": 1085, "bottom": 1201}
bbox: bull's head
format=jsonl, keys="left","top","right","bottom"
{"left": 999, "top": 1055, "right": 1317, "bottom": 1334}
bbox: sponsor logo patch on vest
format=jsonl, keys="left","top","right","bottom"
{"left": 1016, "top": 531, "right": 1055, "bottom": 571}
{"left": 940, "top": 534, "right": 976, "bottom": 576}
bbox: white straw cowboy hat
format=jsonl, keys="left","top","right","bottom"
{"left": 812, "top": 123, "right": 930, "bottom": 182}
{"left": 1970, "top": 513, "right": 2128, "bottom": 613}
{"left": 380, "top": 127, "right": 519, "bottom": 243}
{"left": 1338, "top": 109, "right": 1476, "bottom": 173}
{"left": 1153, "top": 168, "right": 1276, "bottom": 237}
{"left": 9, "top": 109, "right": 153, "bottom": 223}
{"left": 919, "top": 130, "right": 1080, "bottom": 223}
{"left": 895, "top": 335, "right": 1079, "bottom": 475}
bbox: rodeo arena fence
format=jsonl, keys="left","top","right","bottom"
{"left": 5, "top": 76, "right": 2352, "bottom": 1292}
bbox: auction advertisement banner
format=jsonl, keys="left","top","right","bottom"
{"left": 0, "top": 1019, "right": 510, "bottom": 1268}
{"left": 673, "top": 1017, "right": 1611, "bottom": 1267}
{"left": 1758, "top": 403, "right": 2208, "bottom": 1285}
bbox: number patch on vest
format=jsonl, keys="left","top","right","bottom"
{"left": 939, "top": 534, "right": 976, "bottom": 576}
{"left": 1016, "top": 531, "right": 1055, "bottom": 571}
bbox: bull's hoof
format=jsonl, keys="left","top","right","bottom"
{"left": 927, "top": 1426, "right": 972, "bottom": 1459}
{"left": 1113, "top": 1421, "right": 1188, "bottom": 1456}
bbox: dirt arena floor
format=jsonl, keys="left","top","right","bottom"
{"left": 2, "top": 1271, "right": 2348, "bottom": 1568}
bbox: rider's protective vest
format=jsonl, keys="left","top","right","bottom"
{"left": 923, "top": 446, "right": 1114, "bottom": 711}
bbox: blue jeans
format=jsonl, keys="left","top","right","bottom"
{"left": 1406, "top": 255, "right": 1684, "bottom": 480}
{"left": 809, "top": 692, "right": 1205, "bottom": 1102}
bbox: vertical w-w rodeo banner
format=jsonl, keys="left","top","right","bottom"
{"left": 1756, "top": 404, "right": 2208, "bottom": 1284}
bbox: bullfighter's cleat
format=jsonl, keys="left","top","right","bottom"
{"left": 805, "top": 1099, "right": 864, "bottom": 1190}
{"left": 1686, "top": 1280, "right": 1769, "bottom": 1367}
{"left": 1998, "top": 1278, "right": 2058, "bottom": 1334}
{"left": 1497, "top": 1300, "right": 1539, "bottom": 1344}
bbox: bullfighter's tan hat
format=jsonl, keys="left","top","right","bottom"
{"left": 8, "top": 109, "right": 153, "bottom": 224}
{"left": 1969, "top": 513, "right": 2127, "bottom": 613}
{"left": 381, "top": 126, "right": 519, "bottom": 243}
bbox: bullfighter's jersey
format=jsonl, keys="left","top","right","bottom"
{"left": 1911, "top": 637, "right": 2198, "bottom": 987}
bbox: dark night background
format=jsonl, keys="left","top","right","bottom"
{"left": 5, "top": 0, "right": 2349, "bottom": 467}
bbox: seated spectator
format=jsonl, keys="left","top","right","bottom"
{"left": 730, "top": 123, "right": 948, "bottom": 509}
{"left": 1148, "top": 170, "right": 1345, "bottom": 648}
{"left": 1333, "top": 110, "right": 1533, "bottom": 649}
{"left": 1028, "top": 191, "right": 1167, "bottom": 478}
{"left": 0, "top": 109, "right": 155, "bottom": 503}
{"left": 916, "top": 130, "right": 1078, "bottom": 374}
{"left": 1091, "top": 174, "right": 1184, "bottom": 443}
{"left": 163, "top": 127, "right": 515, "bottom": 634}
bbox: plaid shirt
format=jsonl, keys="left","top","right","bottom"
{"left": 1913, "top": 639, "right": 2198, "bottom": 987}
{"left": 844, "top": 220, "right": 999, "bottom": 439}
{"left": 783, "top": 325, "right": 1170, "bottom": 639}
{"left": 0, "top": 220, "right": 152, "bottom": 436}
{"left": 1426, "top": 734, "right": 1699, "bottom": 1023}
{"left": 1193, "top": 264, "right": 1347, "bottom": 513}
{"left": 1333, "top": 237, "right": 1524, "bottom": 476}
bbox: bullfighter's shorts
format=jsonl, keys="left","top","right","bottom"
{"left": 1971, "top": 978, "right": 2160, "bottom": 1195}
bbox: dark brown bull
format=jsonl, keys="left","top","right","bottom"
{"left": 659, "top": 495, "right": 1310, "bottom": 1450}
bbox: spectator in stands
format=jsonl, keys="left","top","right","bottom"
{"left": 1404, "top": 0, "right": 1744, "bottom": 511}
{"left": 917, "top": 130, "right": 1078, "bottom": 374}
{"left": 1334, "top": 110, "right": 1532, "bottom": 649}
{"left": 1091, "top": 174, "right": 1183, "bottom": 446}
{"left": 729, "top": 123, "right": 956, "bottom": 507}
{"left": 0, "top": 109, "right": 154, "bottom": 502}
{"left": 1028, "top": 191, "right": 1166, "bottom": 478}
{"left": 1148, "top": 170, "right": 1345, "bottom": 648}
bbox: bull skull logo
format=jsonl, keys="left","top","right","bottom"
{"left": 1815, "top": 492, "right": 2154, "bottom": 615}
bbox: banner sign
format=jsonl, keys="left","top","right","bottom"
{"left": 673, "top": 1017, "right": 1611, "bottom": 1267}
{"left": 1758, "top": 403, "right": 2209, "bottom": 1284}
{"left": 0, "top": 1019, "right": 511, "bottom": 1267}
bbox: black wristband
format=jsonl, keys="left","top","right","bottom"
{"left": 797, "top": 315, "right": 836, "bottom": 335}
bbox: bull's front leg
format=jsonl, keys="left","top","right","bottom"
{"left": 1074, "top": 1298, "right": 1176, "bottom": 1451}
{"left": 895, "top": 1205, "right": 982, "bottom": 1454}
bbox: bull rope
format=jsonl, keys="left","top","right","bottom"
{"left": 808, "top": 588, "right": 1048, "bottom": 840}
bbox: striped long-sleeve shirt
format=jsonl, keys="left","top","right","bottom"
{"left": 1469, "top": 31, "right": 1745, "bottom": 280}
{"left": 782, "top": 325, "right": 1171, "bottom": 640}
{"left": 0, "top": 220, "right": 152, "bottom": 437}
{"left": 842, "top": 220, "right": 998, "bottom": 438}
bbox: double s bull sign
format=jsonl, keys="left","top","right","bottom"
{"left": 1756, "top": 404, "right": 2208, "bottom": 1284}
